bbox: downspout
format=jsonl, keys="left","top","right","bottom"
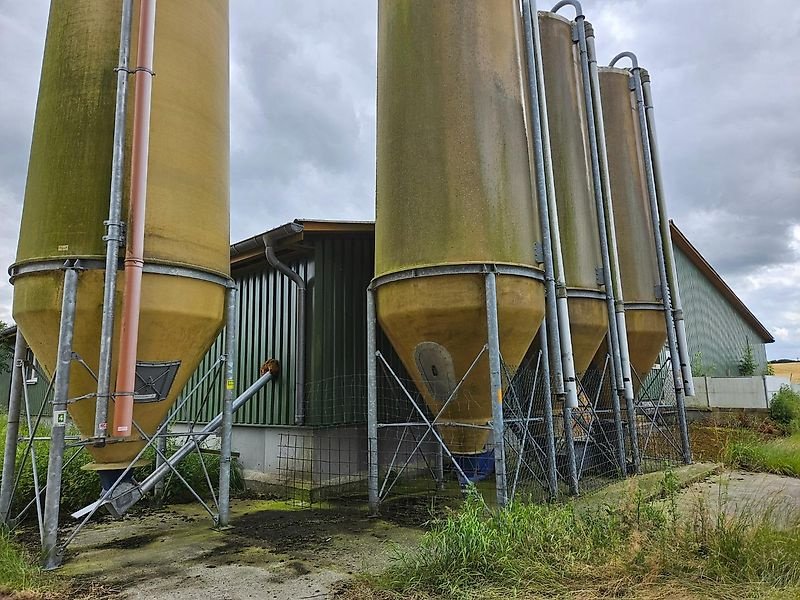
{"left": 263, "top": 222, "right": 307, "bottom": 425}
{"left": 113, "top": 0, "right": 157, "bottom": 438}
{"left": 94, "top": 0, "right": 134, "bottom": 442}
{"left": 639, "top": 70, "right": 695, "bottom": 398}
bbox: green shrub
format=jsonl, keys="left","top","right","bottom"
{"left": 769, "top": 385, "right": 800, "bottom": 428}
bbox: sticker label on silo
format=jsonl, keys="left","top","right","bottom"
{"left": 53, "top": 410, "right": 67, "bottom": 427}
{"left": 226, "top": 379, "right": 235, "bottom": 390}
{"left": 57, "top": 245, "right": 69, "bottom": 252}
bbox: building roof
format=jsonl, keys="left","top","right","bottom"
{"left": 230, "top": 219, "right": 374, "bottom": 267}
{"left": 233, "top": 218, "right": 774, "bottom": 343}
{"left": 669, "top": 221, "right": 773, "bottom": 343}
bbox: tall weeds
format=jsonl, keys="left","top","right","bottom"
{"left": 373, "top": 474, "right": 800, "bottom": 599}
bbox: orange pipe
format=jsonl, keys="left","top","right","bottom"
{"left": 113, "top": 0, "right": 157, "bottom": 438}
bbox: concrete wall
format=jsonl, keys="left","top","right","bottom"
{"left": 687, "top": 375, "right": 797, "bottom": 411}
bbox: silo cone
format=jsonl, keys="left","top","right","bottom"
{"left": 376, "top": 0, "right": 545, "bottom": 455}
{"left": 11, "top": 0, "right": 230, "bottom": 469}
{"left": 595, "top": 67, "right": 666, "bottom": 381}
{"left": 538, "top": 12, "right": 607, "bottom": 372}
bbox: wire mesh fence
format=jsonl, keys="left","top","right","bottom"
{"left": 270, "top": 348, "right": 687, "bottom": 510}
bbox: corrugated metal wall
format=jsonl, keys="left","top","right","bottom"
{"left": 0, "top": 351, "right": 51, "bottom": 418}
{"left": 674, "top": 245, "right": 768, "bottom": 376}
{"left": 174, "top": 232, "right": 380, "bottom": 427}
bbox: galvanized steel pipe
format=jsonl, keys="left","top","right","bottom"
{"left": 584, "top": 23, "right": 640, "bottom": 472}
{"left": 0, "top": 332, "right": 27, "bottom": 523}
{"left": 550, "top": 1, "right": 632, "bottom": 474}
{"left": 610, "top": 52, "right": 692, "bottom": 464}
{"left": 521, "top": 0, "right": 580, "bottom": 410}
{"left": 94, "top": 0, "right": 134, "bottom": 442}
{"left": 114, "top": 0, "right": 158, "bottom": 438}
{"left": 42, "top": 263, "right": 80, "bottom": 569}
{"left": 366, "top": 287, "right": 379, "bottom": 513}
{"left": 537, "top": 321, "right": 560, "bottom": 499}
{"left": 640, "top": 71, "right": 695, "bottom": 398}
{"left": 217, "top": 286, "right": 238, "bottom": 527}
{"left": 137, "top": 366, "right": 278, "bottom": 499}
{"left": 485, "top": 270, "right": 508, "bottom": 507}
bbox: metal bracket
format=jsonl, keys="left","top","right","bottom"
{"left": 654, "top": 283, "right": 663, "bottom": 300}
{"left": 595, "top": 267, "right": 605, "bottom": 287}
{"left": 533, "top": 242, "right": 545, "bottom": 265}
{"left": 571, "top": 21, "right": 580, "bottom": 43}
{"left": 114, "top": 66, "right": 156, "bottom": 77}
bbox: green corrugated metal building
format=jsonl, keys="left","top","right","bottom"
{"left": 1, "top": 219, "right": 774, "bottom": 488}
{"left": 670, "top": 222, "right": 773, "bottom": 376}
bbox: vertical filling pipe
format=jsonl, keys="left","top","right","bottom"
{"left": 583, "top": 22, "right": 640, "bottom": 472}
{"left": 611, "top": 52, "right": 692, "bottom": 463}
{"left": 0, "top": 332, "right": 27, "bottom": 523}
{"left": 94, "top": 0, "right": 135, "bottom": 442}
{"left": 554, "top": 1, "right": 630, "bottom": 475}
{"left": 113, "top": 0, "right": 157, "bottom": 438}
{"left": 520, "top": 0, "right": 580, "bottom": 410}
{"left": 640, "top": 71, "right": 695, "bottom": 398}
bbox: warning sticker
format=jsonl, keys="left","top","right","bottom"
{"left": 226, "top": 379, "right": 235, "bottom": 391}
{"left": 57, "top": 244, "right": 69, "bottom": 252}
{"left": 53, "top": 410, "right": 68, "bottom": 427}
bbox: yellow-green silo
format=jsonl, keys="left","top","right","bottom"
{"left": 538, "top": 12, "right": 608, "bottom": 372}
{"left": 11, "top": 0, "right": 230, "bottom": 469}
{"left": 597, "top": 66, "right": 666, "bottom": 380}
{"left": 375, "top": 0, "right": 545, "bottom": 455}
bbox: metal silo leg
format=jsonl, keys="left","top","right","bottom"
{"left": 0, "top": 331, "right": 27, "bottom": 524}
{"left": 485, "top": 270, "right": 508, "bottom": 508}
{"left": 42, "top": 262, "right": 80, "bottom": 570}
{"left": 218, "top": 285, "right": 238, "bottom": 527}
{"left": 366, "top": 287, "right": 380, "bottom": 514}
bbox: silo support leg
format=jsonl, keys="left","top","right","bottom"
{"left": 217, "top": 286, "right": 238, "bottom": 527}
{"left": 485, "top": 271, "right": 508, "bottom": 508}
{"left": 42, "top": 263, "right": 80, "bottom": 570}
{"left": 366, "top": 287, "right": 380, "bottom": 514}
{"left": 0, "top": 332, "right": 27, "bottom": 524}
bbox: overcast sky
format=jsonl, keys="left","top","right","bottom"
{"left": 0, "top": 1, "right": 798, "bottom": 360}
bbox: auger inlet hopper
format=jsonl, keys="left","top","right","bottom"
{"left": 596, "top": 67, "right": 665, "bottom": 380}
{"left": 539, "top": 12, "right": 607, "bottom": 371}
{"left": 11, "top": 0, "right": 230, "bottom": 469}
{"left": 375, "top": 0, "right": 545, "bottom": 455}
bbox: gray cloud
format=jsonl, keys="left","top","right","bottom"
{"left": 0, "top": 0, "right": 798, "bottom": 358}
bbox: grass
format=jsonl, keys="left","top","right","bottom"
{"left": 0, "top": 530, "right": 63, "bottom": 598}
{"left": 348, "top": 475, "right": 800, "bottom": 599}
{"left": 726, "top": 432, "right": 800, "bottom": 477}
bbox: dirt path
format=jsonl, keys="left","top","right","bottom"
{"left": 60, "top": 500, "right": 422, "bottom": 600}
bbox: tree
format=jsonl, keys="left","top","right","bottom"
{"left": 0, "top": 320, "right": 12, "bottom": 374}
{"left": 738, "top": 340, "right": 757, "bottom": 377}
